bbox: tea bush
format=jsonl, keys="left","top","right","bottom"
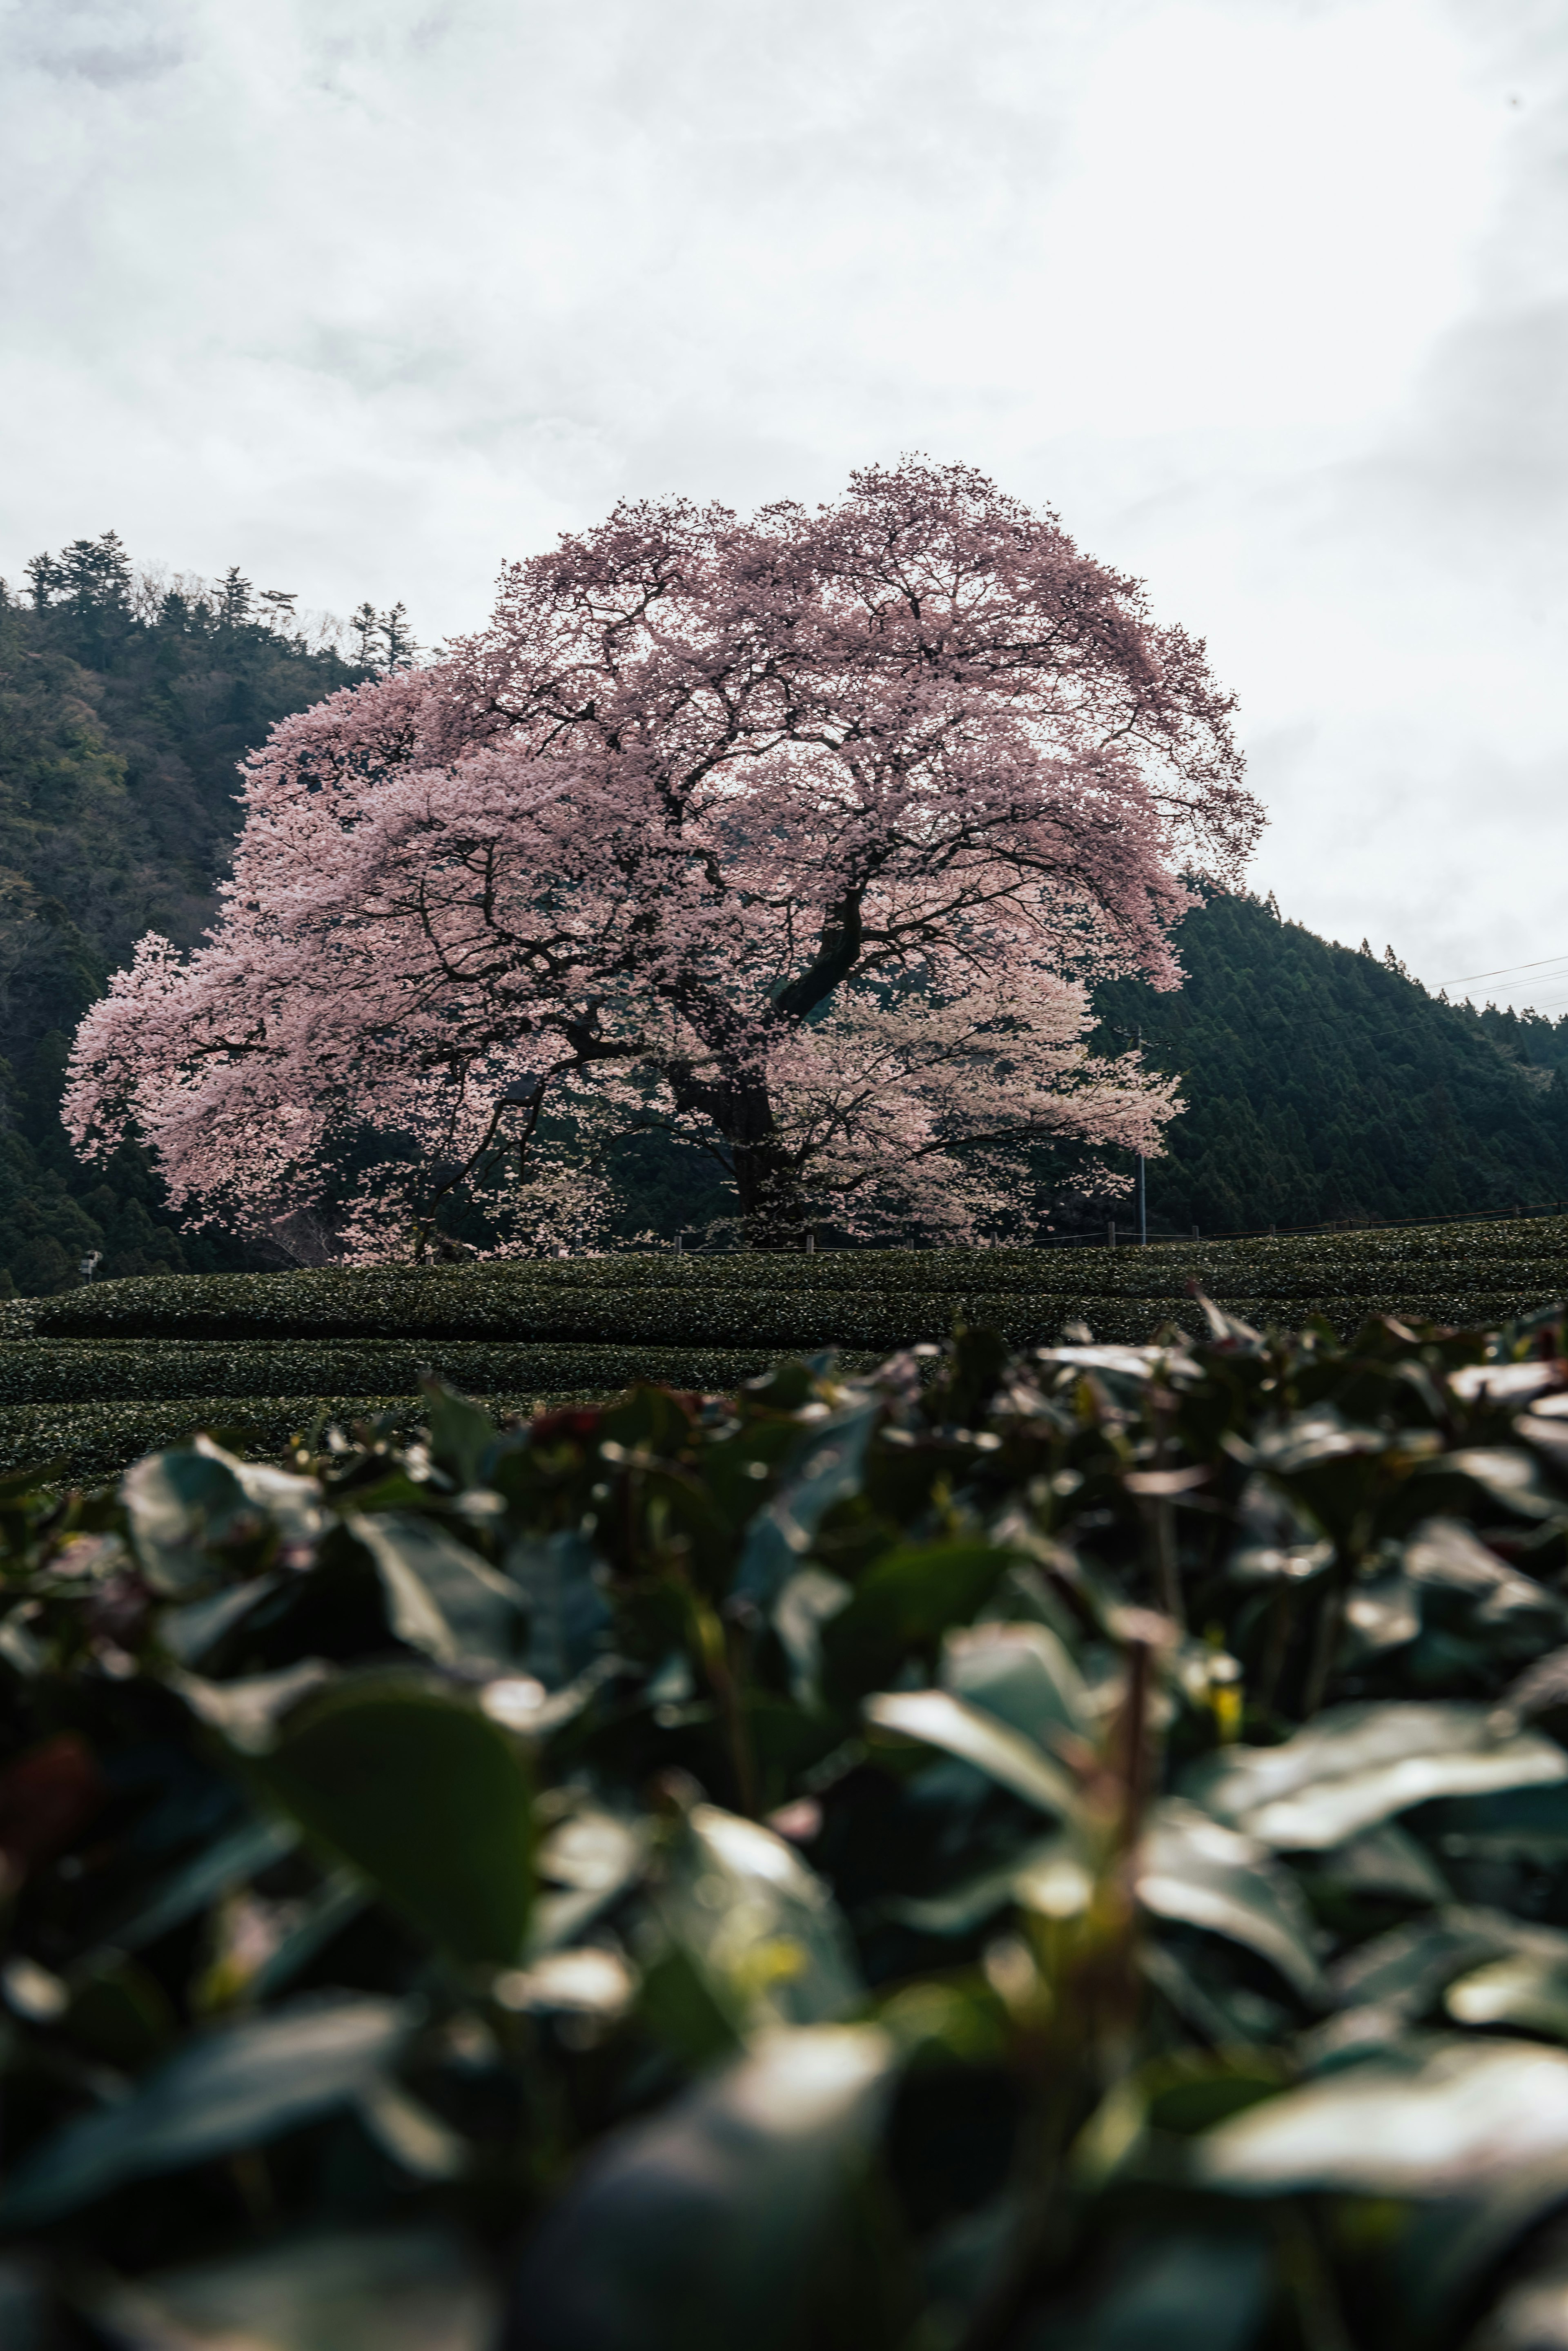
{"left": 4, "top": 1294, "right": 1568, "bottom": 2347}
{"left": 5, "top": 1217, "right": 1566, "bottom": 1489}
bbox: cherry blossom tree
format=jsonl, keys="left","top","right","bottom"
{"left": 65, "top": 461, "right": 1261, "bottom": 1257}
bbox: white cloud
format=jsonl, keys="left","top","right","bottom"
{"left": 0, "top": 0, "right": 1563, "bottom": 1005}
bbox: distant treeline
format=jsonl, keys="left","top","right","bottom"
{"left": 0, "top": 533, "right": 406, "bottom": 1296}
{"left": 2, "top": 533, "right": 1566, "bottom": 1290}
{"left": 1094, "top": 889, "right": 1568, "bottom": 1235}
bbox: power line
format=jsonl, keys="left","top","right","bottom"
{"left": 1448, "top": 949, "right": 1568, "bottom": 984}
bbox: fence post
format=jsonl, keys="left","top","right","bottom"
{"left": 1107, "top": 1221, "right": 1116, "bottom": 1248}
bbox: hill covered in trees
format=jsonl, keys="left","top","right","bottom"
{"left": 2, "top": 531, "right": 1564, "bottom": 1289}
{"left": 0, "top": 534, "right": 405, "bottom": 1296}
{"left": 1096, "top": 889, "right": 1568, "bottom": 1233}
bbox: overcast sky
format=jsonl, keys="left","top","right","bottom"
{"left": 2, "top": 0, "right": 1564, "bottom": 1013}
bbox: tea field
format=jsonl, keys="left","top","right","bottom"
{"left": 4, "top": 1214, "right": 1566, "bottom": 1479}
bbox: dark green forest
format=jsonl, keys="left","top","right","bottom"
{"left": 2, "top": 532, "right": 1565, "bottom": 1290}
{"left": 1097, "top": 894, "right": 1568, "bottom": 1235}
{"left": 0, "top": 535, "right": 402, "bottom": 1297}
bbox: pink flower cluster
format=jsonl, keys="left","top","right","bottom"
{"left": 64, "top": 461, "right": 1259, "bottom": 1256}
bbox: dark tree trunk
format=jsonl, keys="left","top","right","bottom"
{"left": 731, "top": 1132, "right": 810, "bottom": 1249}
{"left": 664, "top": 1049, "right": 809, "bottom": 1249}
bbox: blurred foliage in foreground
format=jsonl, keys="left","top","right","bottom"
{"left": 6, "top": 1301, "right": 1568, "bottom": 2348}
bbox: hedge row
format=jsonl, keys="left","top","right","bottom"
{"left": 24, "top": 1284, "right": 1566, "bottom": 1350}
{"left": 0, "top": 1391, "right": 574, "bottom": 1481}
{"left": 23, "top": 1219, "right": 1568, "bottom": 1341}
{"left": 27, "top": 1288, "right": 1568, "bottom": 1364}
{"left": 0, "top": 1338, "right": 831, "bottom": 1407}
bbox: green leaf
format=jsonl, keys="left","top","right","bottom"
{"left": 1447, "top": 1951, "right": 1568, "bottom": 2040}
{"left": 174, "top": 1659, "right": 335, "bottom": 1754}
{"left": 528, "top": 1801, "right": 648, "bottom": 1958}
{"left": 1025, "top": 2231, "right": 1270, "bottom": 2351}
{"left": 1327, "top": 1912, "right": 1521, "bottom": 2020}
{"left": 865, "top": 1688, "right": 1080, "bottom": 1819}
{"left": 420, "top": 1374, "right": 498, "bottom": 1487}
{"left": 885, "top": 1832, "right": 1089, "bottom": 1936}
{"left": 93, "top": 1815, "right": 299, "bottom": 1956}
{"left": 159, "top": 1575, "right": 286, "bottom": 1668}
{"left": 121, "top": 1446, "right": 254, "bottom": 1593}
{"left": 1197, "top": 2037, "right": 1568, "bottom": 2196}
{"left": 1410, "top": 1449, "right": 1563, "bottom": 1523}
{"left": 1182, "top": 1703, "right": 1568, "bottom": 1850}
{"left": 940, "top": 1619, "right": 1091, "bottom": 1746}
{"left": 1137, "top": 1800, "right": 1325, "bottom": 2000}
{"left": 823, "top": 1542, "right": 1016, "bottom": 1701}
{"left": 733, "top": 1399, "right": 881, "bottom": 1608}
{"left": 773, "top": 1568, "right": 852, "bottom": 1707}
{"left": 1342, "top": 1572, "right": 1421, "bottom": 1660}
{"left": 663, "top": 1804, "right": 861, "bottom": 2034}
{"left": 499, "top": 2025, "right": 898, "bottom": 2351}
{"left": 0, "top": 1994, "right": 409, "bottom": 2230}
{"left": 82, "top": 2224, "right": 494, "bottom": 2351}
{"left": 347, "top": 1511, "right": 523, "bottom": 1670}
{"left": 122, "top": 1437, "right": 324, "bottom": 1596}
{"left": 504, "top": 1528, "right": 610, "bottom": 1689}
{"left": 259, "top": 1679, "right": 533, "bottom": 1965}
{"left": 1406, "top": 1518, "right": 1568, "bottom": 1635}
{"left": 1314, "top": 1821, "right": 1450, "bottom": 1906}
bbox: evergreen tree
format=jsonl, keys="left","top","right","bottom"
{"left": 0, "top": 539, "right": 392, "bottom": 1291}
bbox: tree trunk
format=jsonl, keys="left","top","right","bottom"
{"left": 732, "top": 1132, "right": 810, "bottom": 1249}
{"left": 664, "top": 1050, "right": 808, "bottom": 1248}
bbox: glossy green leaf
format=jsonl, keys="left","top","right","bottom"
{"left": 504, "top": 1528, "right": 610, "bottom": 1689}
{"left": 822, "top": 1538, "right": 1018, "bottom": 1707}
{"left": 1315, "top": 1821, "right": 1450, "bottom": 1906}
{"left": 1198, "top": 2037, "right": 1568, "bottom": 2196}
{"left": 499, "top": 2026, "right": 898, "bottom": 2351}
{"left": 885, "top": 1831, "right": 1085, "bottom": 1937}
{"left": 347, "top": 1511, "right": 523, "bottom": 1670}
{"left": 733, "top": 1399, "right": 881, "bottom": 1608}
{"left": 1446, "top": 1951, "right": 1568, "bottom": 2040}
{"left": 940, "top": 1619, "right": 1091, "bottom": 1746}
{"left": 174, "top": 1658, "right": 335, "bottom": 1753}
{"left": 663, "top": 1803, "right": 861, "bottom": 2033}
{"left": 528, "top": 1802, "right": 648, "bottom": 1957}
{"left": 1326, "top": 1912, "right": 1521, "bottom": 2020}
{"left": 772, "top": 1567, "right": 851, "bottom": 1707}
{"left": 122, "top": 1446, "right": 256, "bottom": 1593}
{"left": 865, "top": 1687, "right": 1080, "bottom": 1819}
{"left": 1459, "top": 2242, "right": 1568, "bottom": 2351}
{"left": 1416, "top": 1448, "right": 1562, "bottom": 1522}
{"left": 260, "top": 1680, "right": 533, "bottom": 1965}
{"left": 421, "top": 1375, "right": 498, "bottom": 1488}
{"left": 0, "top": 1994, "right": 409, "bottom": 2229}
{"left": 160, "top": 1574, "right": 287, "bottom": 1667}
{"left": 94, "top": 1814, "right": 299, "bottom": 1955}
{"left": 1137, "top": 1800, "right": 1325, "bottom": 2000}
{"left": 1183, "top": 1702, "right": 1568, "bottom": 1850}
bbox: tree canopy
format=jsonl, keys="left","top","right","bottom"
{"left": 0, "top": 536, "right": 383, "bottom": 1294}
{"left": 65, "top": 464, "right": 1260, "bottom": 1258}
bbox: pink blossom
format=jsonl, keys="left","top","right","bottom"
{"left": 65, "top": 461, "right": 1258, "bottom": 1256}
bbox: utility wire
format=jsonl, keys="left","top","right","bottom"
{"left": 1448, "top": 949, "right": 1568, "bottom": 983}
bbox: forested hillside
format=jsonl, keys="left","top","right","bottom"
{"left": 2, "top": 533, "right": 1565, "bottom": 1290}
{"left": 1097, "top": 889, "right": 1568, "bottom": 1232}
{"left": 0, "top": 535, "right": 398, "bottom": 1296}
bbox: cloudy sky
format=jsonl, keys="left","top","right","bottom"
{"left": 2, "top": 0, "right": 1564, "bottom": 1013}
